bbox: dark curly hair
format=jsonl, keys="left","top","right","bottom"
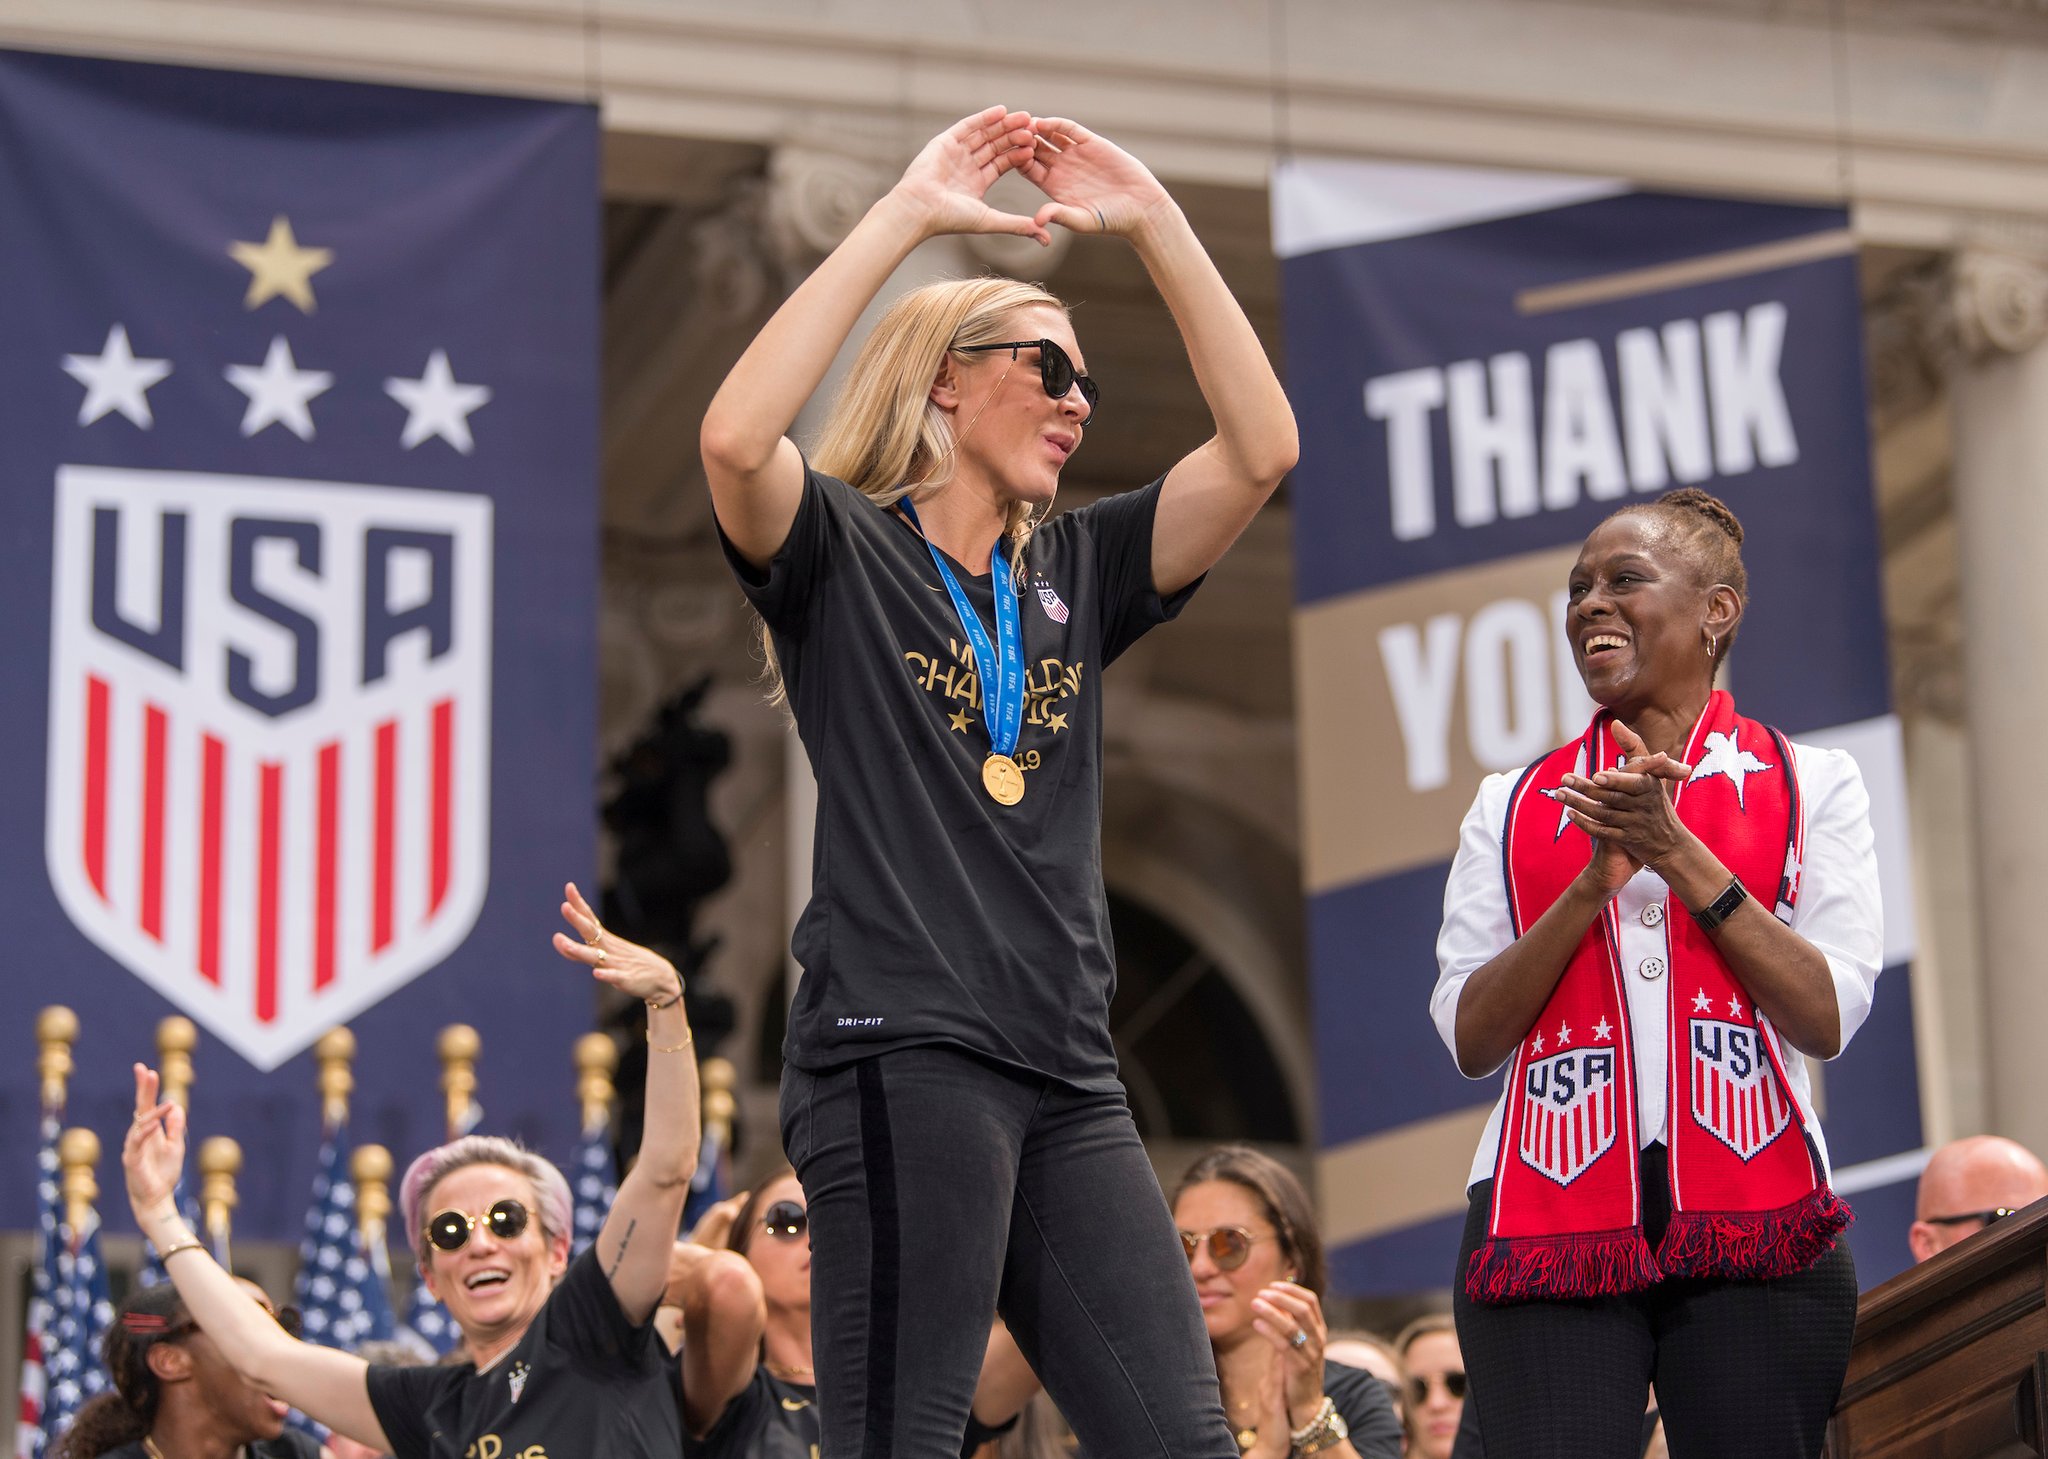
{"left": 52, "top": 1282, "right": 189, "bottom": 1459}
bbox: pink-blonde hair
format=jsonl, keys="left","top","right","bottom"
{"left": 397, "top": 1135, "right": 574, "bottom": 1270}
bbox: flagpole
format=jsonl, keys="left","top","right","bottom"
{"left": 315, "top": 1028, "right": 355, "bottom": 1134}
{"left": 437, "top": 1025, "right": 480, "bottom": 1141}
{"left": 574, "top": 1032, "right": 616, "bottom": 1137}
{"left": 199, "top": 1137, "right": 241, "bottom": 1269}
{"left": 36, "top": 1007, "right": 77, "bottom": 1115}
{"left": 155, "top": 1017, "right": 197, "bottom": 1113}
{"left": 56, "top": 1131, "right": 98, "bottom": 1245}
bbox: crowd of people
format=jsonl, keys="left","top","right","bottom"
{"left": 44, "top": 101, "right": 2048, "bottom": 1459}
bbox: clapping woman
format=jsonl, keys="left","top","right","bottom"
{"left": 1433, "top": 489, "right": 1881, "bottom": 1458}
{"left": 123, "top": 884, "right": 700, "bottom": 1459}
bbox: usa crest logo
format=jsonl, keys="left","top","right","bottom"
{"left": 1517, "top": 1044, "right": 1618, "bottom": 1187}
{"left": 1032, "top": 574, "right": 1069, "bottom": 624}
{"left": 46, "top": 465, "right": 493, "bottom": 1071}
{"left": 1688, "top": 1017, "right": 1791, "bottom": 1161}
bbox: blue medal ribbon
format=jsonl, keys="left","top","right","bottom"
{"left": 900, "top": 500, "right": 1024, "bottom": 763}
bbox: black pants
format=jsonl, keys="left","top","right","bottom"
{"left": 1452, "top": 1145, "right": 1857, "bottom": 1459}
{"left": 780, "top": 1045, "right": 1237, "bottom": 1459}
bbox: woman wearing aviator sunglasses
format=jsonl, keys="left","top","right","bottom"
{"left": 122, "top": 883, "right": 702, "bottom": 1459}
{"left": 701, "top": 104, "right": 1295, "bottom": 1459}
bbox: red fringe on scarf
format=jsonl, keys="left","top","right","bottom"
{"left": 1655, "top": 1186, "right": 1853, "bottom": 1280}
{"left": 1464, "top": 1228, "right": 1662, "bottom": 1303}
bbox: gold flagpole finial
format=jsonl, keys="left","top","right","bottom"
{"left": 200, "top": 1136, "right": 241, "bottom": 1265}
{"left": 438, "top": 1025, "right": 481, "bottom": 1141}
{"left": 351, "top": 1143, "right": 394, "bottom": 1249}
{"left": 58, "top": 1126, "right": 100, "bottom": 1237}
{"left": 156, "top": 1017, "right": 199, "bottom": 1112}
{"left": 37, "top": 1006, "right": 79, "bottom": 1112}
{"left": 574, "top": 1033, "right": 617, "bottom": 1134}
{"left": 315, "top": 1027, "right": 356, "bottom": 1130}
{"left": 701, "top": 1056, "right": 738, "bottom": 1149}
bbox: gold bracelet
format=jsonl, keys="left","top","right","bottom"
{"left": 648, "top": 1029, "right": 694, "bottom": 1053}
{"left": 157, "top": 1238, "right": 206, "bottom": 1262}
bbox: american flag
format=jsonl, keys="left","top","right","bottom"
{"left": 570, "top": 1120, "right": 616, "bottom": 1259}
{"left": 403, "top": 1275, "right": 460, "bottom": 1357}
{"left": 39, "top": 1213, "right": 113, "bottom": 1449}
{"left": 295, "top": 1125, "right": 397, "bottom": 1350}
{"left": 135, "top": 1188, "right": 206, "bottom": 1290}
{"left": 682, "top": 1119, "right": 730, "bottom": 1233}
{"left": 13, "top": 1113, "right": 59, "bottom": 1459}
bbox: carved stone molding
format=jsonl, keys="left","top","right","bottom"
{"left": 1953, "top": 250, "right": 2048, "bottom": 358}
{"left": 766, "top": 145, "right": 895, "bottom": 275}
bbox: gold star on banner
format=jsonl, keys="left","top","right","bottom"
{"left": 948, "top": 708, "right": 974, "bottom": 734}
{"left": 229, "top": 216, "right": 333, "bottom": 313}
{"left": 1046, "top": 711, "right": 1069, "bottom": 733}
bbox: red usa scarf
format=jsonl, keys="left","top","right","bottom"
{"left": 1465, "top": 691, "right": 1850, "bottom": 1303}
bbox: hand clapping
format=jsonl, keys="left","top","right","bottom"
{"left": 1556, "top": 720, "right": 1697, "bottom": 892}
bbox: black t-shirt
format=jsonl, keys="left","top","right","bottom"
{"left": 1324, "top": 1359, "right": 1403, "bottom": 1459}
{"left": 721, "top": 468, "right": 1199, "bottom": 1088}
{"left": 684, "top": 1367, "right": 817, "bottom": 1459}
{"left": 101, "top": 1434, "right": 322, "bottom": 1459}
{"left": 364, "top": 1248, "right": 682, "bottom": 1459}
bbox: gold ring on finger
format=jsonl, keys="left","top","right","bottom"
{"left": 585, "top": 922, "right": 605, "bottom": 946}
{"left": 594, "top": 947, "right": 607, "bottom": 966}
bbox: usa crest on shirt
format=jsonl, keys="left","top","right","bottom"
{"left": 0, "top": 48, "right": 599, "bottom": 1229}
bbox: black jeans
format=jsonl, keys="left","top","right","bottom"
{"left": 1452, "top": 1145, "right": 1857, "bottom": 1459}
{"left": 780, "top": 1045, "right": 1237, "bottom": 1459}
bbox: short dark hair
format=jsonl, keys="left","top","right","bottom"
{"left": 1171, "top": 1145, "right": 1327, "bottom": 1297}
{"left": 1611, "top": 487, "right": 1749, "bottom": 663}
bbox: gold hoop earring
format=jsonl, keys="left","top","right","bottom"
{"left": 1708, "top": 634, "right": 1718, "bottom": 660}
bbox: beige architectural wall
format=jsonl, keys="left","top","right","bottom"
{"left": 4, "top": 0, "right": 2048, "bottom": 1296}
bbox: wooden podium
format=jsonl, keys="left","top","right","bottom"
{"left": 1828, "top": 1199, "right": 2048, "bottom": 1457}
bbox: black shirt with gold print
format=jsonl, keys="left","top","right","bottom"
{"left": 720, "top": 467, "right": 1199, "bottom": 1089}
{"left": 364, "top": 1248, "right": 682, "bottom": 1459}
{"left": 684, "top": 1367, "right": 817, "bottom": 1459}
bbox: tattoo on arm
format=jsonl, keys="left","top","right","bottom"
{"left": 607, "top": 1219, "right": 639, "bottom": 1278}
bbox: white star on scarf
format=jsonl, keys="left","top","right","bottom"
{"left": 1555, "top": 1019, "right": 1573, "bottom": 1046}
{"left": 1688, "top": 730, "right": 1774, "bottom": 810}
{"left": 1592, "top": 1017, "right": 1613, "bottom": 1041}
{"left": 1728, "top": 994, "right": 1745, "bottom": 1019}
{"left": 1692, "top": 988, "right": 1714, "bottom": 1013}
{"left": 1531, "top": 1032, "right": 1545, "bottom": 1054}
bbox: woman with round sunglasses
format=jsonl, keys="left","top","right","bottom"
{"left": 701, "top": 105, "right": 1295, "bottom": 1459}
{"left": 121, "top": 883, "right": 702, "bottom": 1459}
{"left": 1433, "top": 489, "right": 1880, "bottom": 1459}
{"left": 662, "top": 1169, "right": 816, "bottom": 1458}
{"left": 963, "top": 1146, "right": 1401, "bottom": 1458}
{"left": 1391, "top": 1318, "right": 1462, "bottom": 1459}
{"left": 55, "top": 1279, "right": 319, "bottom": 1459}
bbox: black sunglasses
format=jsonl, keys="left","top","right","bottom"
{"left": 425, "top": 1198, "right": 531, "bottom": 1253}
{"left": 1407, "top": 1370, "right": 1468, "bottom": 1406}
{"left": 955, "top": 339, "right": 1099, "bottom": 419}
{"left": 1924, "top": 1207, "right": 2024, "bottom": 1228}
{"left": 761, "top": 1200, "right": 808, "bottom": 1242}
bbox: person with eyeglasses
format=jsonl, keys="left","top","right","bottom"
{"left": 660, "top": 1169, "right": 818, "bottom": 1459}
{"left": 1433, "top": 490, "right": 1881, "bottom": 1459}
{"left": 120, "top": 883, "right": 702, "bottom": 1459}
{"left": 1908, "top": 1134, "right": 2048, "bottom": 1264}
{"left": 962, "top": 1146, "right": 1400, "bottom": 1459}
{"left": 699, "top": 104, "right": 1296, "bottom": 1459}
{"left": 1392, "top": 1318, "right": 1462, "bottom": 1459}
{"left": 53, "top": 1279, "right": 319, "bottom": 1459}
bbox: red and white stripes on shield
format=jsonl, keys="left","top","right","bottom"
{"left": 78, "top": 672, "right": 460, "bottom": 1026}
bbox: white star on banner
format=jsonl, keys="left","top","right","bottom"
{"left": 385, "top": 349, "right": 491, "bottom": 453}
{"left": 63, "top": 324, "right": 172, "bottom": 428}
{"left": 225, "top": 335, "right": 333, "bottom": 440}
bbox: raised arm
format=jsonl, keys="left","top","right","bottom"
{"left": 700, "top": 106, "right": 1044, "bottom": 568}
{"left": 1018, "top": 118, "right": 1299, "bottom": 596}
{"left": 665, "top": 1237, "right": 767, "bottom": 1436}
{"left": 123, "top": 1066, "right": 393, "bottom": 1454}
{"left": 554, "top": 883, "right": 699, "bottom": 1323}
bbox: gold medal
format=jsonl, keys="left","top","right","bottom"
{"left": 982, "top": 753, "right": 1025, "bottom": 805}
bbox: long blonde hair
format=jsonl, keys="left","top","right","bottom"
{"left": 758, "top": 276, "right": 1072, "bottom": 703}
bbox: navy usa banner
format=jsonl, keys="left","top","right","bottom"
{"left": 0, "top": 51, "right": 599, "bottom": 1238}
{"left": 1275, "top": 158, "right": 1925, "bottom": 1292}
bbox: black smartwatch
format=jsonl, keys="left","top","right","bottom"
{"left": 1692, "top": 877, "right": 1748, "bottom": 933}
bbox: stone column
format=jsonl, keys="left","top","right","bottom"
{"left": 1947, "top": 248, "right": 2048, "bottom": 1159}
